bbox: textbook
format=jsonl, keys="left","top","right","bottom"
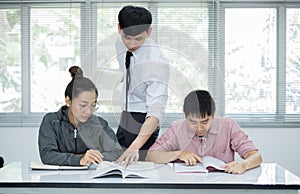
{"left": 174, "top": 156, "right": 225, "bottom": 173}
{"left": 29, "top": 162, "right": 89, "bottom": 170}
{"left": 90, "top": 161, "right": 159, "bottom": 179}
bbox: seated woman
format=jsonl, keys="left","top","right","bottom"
{"left": 38, "top": 66, "right": 123, "bottom": 166}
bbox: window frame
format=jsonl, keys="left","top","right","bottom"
{"left": 0, "top": 0, "right": 299, "bottom": 129}
{"left": 221, "top": 1, "right": 300, "bottom": 128}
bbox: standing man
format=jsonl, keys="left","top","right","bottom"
{"left": 115, "top": 5, "right": 170, "bottom": 163}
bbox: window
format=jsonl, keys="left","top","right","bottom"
{"left": 0, "top": 8, "right": 21, "bottom": 112}
{"left": 225, "top": 8, "right": 276, "bottom": 114}
{"left": 286, "top": 8, "right": 300, "bottom": 114}
{"left": 0, "top": 1, "right": 299, "bottom": 128}
{"left": 157, "top": 4, "right": 210, "bottom": 113}
{"left": 31, "top": 6, "right": 81, "bottom": 112}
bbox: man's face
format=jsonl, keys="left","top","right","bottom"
{"left": 119, "top": 29, "right": 150, "bottom": 52}
{"left": 186, "top": 113, "right": 213, "bottom": 137}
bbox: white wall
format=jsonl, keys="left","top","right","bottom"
{"left": 0, "top": 127, "right": 300, "bottom": 177}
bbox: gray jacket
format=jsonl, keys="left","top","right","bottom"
{"left": 38, "top": 105, "right": 123, "bottom": 166}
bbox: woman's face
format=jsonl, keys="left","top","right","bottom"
{"left": 69, "top": 90, "right": 98, "bottom": 124}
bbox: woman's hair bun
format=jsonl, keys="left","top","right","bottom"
{"left": 69, "top": 66, "right": 83, "bottom": 79}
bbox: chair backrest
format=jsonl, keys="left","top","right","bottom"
{"left": 0, "top": 156, "right": 4, "bottom": 168}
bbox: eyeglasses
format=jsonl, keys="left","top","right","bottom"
{"left": 77, "top": 103, "right": 99, "bottom": 112}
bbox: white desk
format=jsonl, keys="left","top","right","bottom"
{"left": 0, "top": 162, "right": 299, "bottom": 194}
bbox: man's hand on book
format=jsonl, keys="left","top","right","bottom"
{"left": 222, "top": 161, "right": 246, "bottom": 174}
{"left": 177, "top": 151, "right": 202, "bottom": 166}
{"left": 80, "top": 149, "right": 103, "bottom": 165}
{"left": 115, "top": 148, "right": 139, "bottom": 166}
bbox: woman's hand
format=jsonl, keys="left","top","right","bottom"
{"left": 80, "top": 149, "right": 103, "bottom": 165}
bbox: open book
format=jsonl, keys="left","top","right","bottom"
{"left": 29, "top": 162, "right": 89, "bottom": 170}
{"left": 174, "top": 156, "right": 225, "bottom": 173}
{"left": 90, "top": 161, "right": 159, "bottom": 179}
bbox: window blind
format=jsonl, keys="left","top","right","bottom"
{"left": 0, "top": 0, "right": 299, "bottom": 128}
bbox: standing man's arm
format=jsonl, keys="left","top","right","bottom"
{"left": 115, "top": 116, "right": 158, "bottom": 164}
{"left": 116, "top": 78, "right": 168, "bottom": 164}
{"left": 129, "top": 116, "right": 159, "bottom": 150}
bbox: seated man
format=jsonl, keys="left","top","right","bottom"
{"left": 146, "top": 89, "right": 262, "bottom": 174}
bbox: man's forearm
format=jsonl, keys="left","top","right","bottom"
{"left": 129, "top": 116, "right": 159, "bottom": 150}
{"left": 241, "top": 150, "right": 263, "bottom": 170}
{"left": 146, "top": 150, "right": 181, "bottom": 163}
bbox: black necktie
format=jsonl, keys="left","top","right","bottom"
{"left": 125, "top": 51, "right": 133, "bottom": 111}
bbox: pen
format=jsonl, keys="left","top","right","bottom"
{"left": 74, "top": 128, "right": 78, "bottom": 153}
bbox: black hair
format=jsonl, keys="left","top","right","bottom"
{"left": 118, "top": 5, "right": 152, "bottom": 36}
{"left": 183, "top": 90, "right": 216, "bottom": 118}
{"left": 64, "top": 66, "right": 98, "bottom": 100}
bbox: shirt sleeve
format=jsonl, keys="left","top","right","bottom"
{"left": 230, "top": 120, "right": 258, "bottom": 158}
{"left": 97, "top": 117, "right": 124, "bottom": 161}
{"left": 141, "top": 58, "right": 170, "bottom": 125}
{"left": 145, "top": 80, "right": 169, "bottom": 125}
{"left": 77, "top": 116, "right": 124, "bottom": 162}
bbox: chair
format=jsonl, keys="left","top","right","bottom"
{"left": 0, "top": 156, "right": 4, "bottom": 168}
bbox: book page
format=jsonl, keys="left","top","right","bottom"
{"left": 91, "top": 161, "right": 159, "bottom": 179}
{"left": 91, "top": 161, "right": 123, "bottom": 178}
{"left": 29, "top": 162, "right": 89, "bottom": 170}
{"left": 174, "top": 163, "right": 207, "bottom": 173}
{"left": 203, "top": 156, "right": 225, "bottom": 171}
{"left": 123, "top": 161, "right": 159, "bottom": 178}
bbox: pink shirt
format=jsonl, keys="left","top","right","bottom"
{"left": 149, "top": 118, "right": 258, "bottom": 163}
